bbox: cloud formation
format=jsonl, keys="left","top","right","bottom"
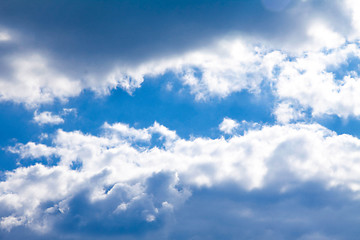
{"left": 33, "top": 111, "right": 64, "bottom": 125}
{"left": 2, "top": 121, "right": 360, "bottom": 238}
{"left": 0, "top": 0, "right": 358, "bottom": 113}
{"left": 3, "top": 1, "right": 360, "bottom": 239}
{"left": 219, "top": 117, "right": 240, "bottom": 134}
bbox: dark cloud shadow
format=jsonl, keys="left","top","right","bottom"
{"left": 0, "top": 0, "right": 349, "bottom": 77}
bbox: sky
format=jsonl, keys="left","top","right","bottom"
{"left": 3, "top": 0, "right": 360, "bottom": 239}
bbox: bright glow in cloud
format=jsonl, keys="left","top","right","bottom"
{"left": 110, "top": 38, "right": 360, "bottom": 120}
{"left": 0, "top": 0, "right": 357, "bottom": 116}
{"left": 0, "top": 11, "right": 358, "bottom": 121}
{"left": 0, "top": 37, "right": 284, "bottom": 104}
{"left": 306, "top": 22, "right": 345, "bottom": 50}
{"left": 105, "top": 39, "right": 285, "bottom": 100}
{"left": 0, "top": 32, "right": 10, "bottom": 42}
{"left": 345, "top": 0, "right": 360, "bottom": 39}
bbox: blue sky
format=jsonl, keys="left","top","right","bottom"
{"left": 2, "top": 0, "right": 360, "bottom": 239}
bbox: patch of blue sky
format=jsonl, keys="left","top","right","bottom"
{"left": 0, "top": 102, "right": 40, "bottom": 172}
{"left": 315, "top": 114, "right": 360, "bottom": 138}
{"left": 41, "top": 73, "right": 275, "bottom": 138}
{"left": 329, "top": 54, "right": 360, "bottom": 83}
{"left": 4, "top": 69, "right": 360, "bottom": 173}
{"left": 6, "top": 70, "right": 360, "bottom": 173}
{"left": 0, "top": 73, "right": 277, "bottom": 171}
{"left": 3, "top": 1, "right": 360, "bottom": 239}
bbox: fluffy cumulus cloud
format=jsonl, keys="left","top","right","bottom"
{"left": 0, "top": 0, "right": 359, "bottom": 111}
{"left": 121, "top": 36, "right": 360, "bottom": 120}
{"left": 0, "top": 53, "right": 82, "bottom": 106}
{"left": 4, "top": 1, "right": 360, "bottom": 239}
{"left": 0, "top": 30, "right": 282, "bottom": 104}
{"left": 2, "top": 122, "right": 360, "bottom": 239}
{"left": 33, "top": 111, "right": 64, "bottom": 125}
{"left": 274, "top": 102, "right": 305, "bottom": 124}
{"left": 274, "top": 43, "right": 360, "bottom": 118}
{"left": 219, "top": 117, "right": 240, "bottom": 134}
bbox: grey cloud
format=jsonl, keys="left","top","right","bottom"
{"left": 2, "top": 182, "right": 360, "bottom": 240}
{"left": 0, "top": 0, "right": 354, "bottom": 105}
{"left": 168, "top": 183, "right": 360, "bottom": 240}
{"left": 0, "top": 0, "right": 349, "bottom": 85}
{"left": 0, "top": 0, "right": 320, "bottom": 64}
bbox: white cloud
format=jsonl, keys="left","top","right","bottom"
{"left": 33, "top": 111, "right": 64, "bottom": 125}
{"left": 345, "top": 0, "right": 360, "bottom": 40}
{"left": 0, "top": 215, "right": 25, "bottom": 232}
{"left": 62, "top": 108, "right": 77, "bottom": 116}
{"left": 3, "top": 122, "right": 360, "bottom": 233}
{"left": 219, "top": 117, "right": 240, "bottom": 134}
{"left": 8, "top": 142, "right": 56, "bottom": 159}
{"left": 0, "top": 5, "right": 358, "bottom": 120}
{"left": 275, "top": 43, "right": 360, "bottom": 118}
{"left": 274, "top": 102, "right": 305, "bottom": 124}
{"left": 0, "top": 0, "right": 358, "bottom": 113}
{"left": 94, "top": 39, "right": 360, "bottom": 121}
{"left": 306, "top": 21, "right": 345, "bottom": 50}
{"left": 103, "top": 122, "right": 152, "bottom": 142}
{"left": 0, "top": 36, "right": 284, "bottom": 105}
{"left": 103, "top": 121, "right": 177, "bottom": 144}
{"left": 104, "top": 39, "right": 285, "bottom": 100}
{"left": 107, "top": 36, "right": 360, "bottom": 120}
{"left": 0, "top": 54, "right": 81, "bottom": 106}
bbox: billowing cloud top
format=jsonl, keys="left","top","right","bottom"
{"left": 2, "top": 0, "right": 360, "bottom": 239}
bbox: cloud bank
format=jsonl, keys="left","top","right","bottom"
{"left": 3, "top": 1, "right": 360, "bottom": 239}
{"left": 0, "top": 0, "right": 359, "bottom": 115}
{"left": 2, "top": 122, "right": 360, "bottom": 239}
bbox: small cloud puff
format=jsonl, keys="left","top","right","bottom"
{"left": 33, "top": 111, "right": 64, "bottom": 125}
{"left": 274, "top": 102, "right": 305, "bottom": 124}
{"left": 219, "top": 117, "right": 240, "bottom": 134}
{"left": 219, "top": 118, "right": 261, "bottom": 134}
